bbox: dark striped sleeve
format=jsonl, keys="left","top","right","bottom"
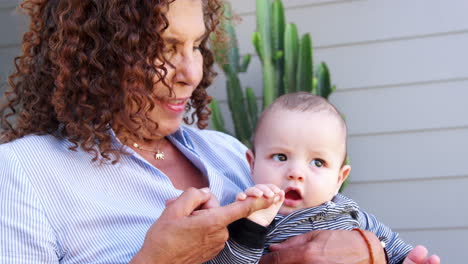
{"left": 205, "top": 239, "right": 263, "bottom": 264}
{"left": 205, "top": 218, "right": 268, "bottom": 264}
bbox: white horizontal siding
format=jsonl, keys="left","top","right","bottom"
{"left": 342, "top": 177, "right": 468, "bottom": 230}
{"left": 0, "top": 46, "right": 20, "bottom": 84}
{"left": 232, "top": 0, "right": 468, "bottom": 52}
{"left": 347, "top": 127, "right": 468, "bottom": 182}
{"left": 343, "top": 177, "right": 468, "bottom": 261}
{"left": 316, "top": 32, "right": 468, "bottom": 90}
{"left": 0, "top": 4, "right": 23, "bottom": 93}
{"left": 0, "top": 1, "right": 19, "bottom": 10}
{"left": 231, "top": 0, "right": 350, "bottom": 14}
{"left": 399, "top": 229, "right": 468, "bottom": 264}
{"left": 210, "top": 33, "right": 468, "bottom": 104}
{"left": 0, "top": 7, "right": 27, "bottom": 46}
{"left": 330, "top": 80, "right": 468, "bottom": 135}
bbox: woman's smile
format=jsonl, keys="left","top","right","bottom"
{"left": 156, "top": 96, "right": 189, "bottom": 113}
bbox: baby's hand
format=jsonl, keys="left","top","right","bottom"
{"left": 403, "top": 245, "right": 440, "bottom": 264}
{"left": 236, "top": 184, "right": 285, "bottom": 226}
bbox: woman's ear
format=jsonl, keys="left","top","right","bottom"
{"left": 246, "top": 149, "right": 255, "bottom": 173}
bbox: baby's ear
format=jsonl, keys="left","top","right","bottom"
{"left": 336, "top": 164, "right": 351, "bottom": 193}
{"left": 246, "top": 149, "right": 255, "bottom": 172}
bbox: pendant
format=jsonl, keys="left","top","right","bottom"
{"left": 155, "top": 150, "right": 165, "bottom": 160}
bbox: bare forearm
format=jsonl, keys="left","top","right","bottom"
{"left": 359, "top": 229, "right": 387, "bottom": 264}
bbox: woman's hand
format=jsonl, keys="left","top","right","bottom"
{"left": 260, "top": 229, "right": 387, "bottom": 264}
{"left": 131, "top": 187, "right": 277, "bottom": 264}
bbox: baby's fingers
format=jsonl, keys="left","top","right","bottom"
{"left": 255, "top": 184, "right": 283, "bottom": 198}
{"left": 265, "top": 184, "right": 282, "bottom": 194}
{"left": 244, "top": 186, "right": 265, "bottom": 198}
{"left": 253, "top": 184, "right": 275, "bottom": 198}
{"left": 236, "top": 192, "right": 247, "bottom": 201}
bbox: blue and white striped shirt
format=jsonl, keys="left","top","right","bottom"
{"left": 0, "top": 126, "right": 253, "bottom": 263}
{"left": 210, "top": 194, "right": 412, "bottom": 264}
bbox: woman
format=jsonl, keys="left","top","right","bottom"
{"left": 0, "top": 0, "right": 438, "bottom": 263}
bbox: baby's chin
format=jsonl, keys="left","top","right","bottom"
{"left": 278, "top": 201, "right": 330, "bottom": 215}
{"left": 278, "top": 205, "right": 303, "bottom": 216}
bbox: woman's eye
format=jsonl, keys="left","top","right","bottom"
{"left": 163, "top": 46, "right": 176, "bottom": 55}
{"left": 310, "top": 159, "right": 324, "bottom": 168}
{"left": 272, "top": 154, "right": 287, "bottom": 162}
{"left": 193, "top": 45, "right": 201, "bottom": 51}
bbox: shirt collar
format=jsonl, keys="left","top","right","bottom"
{"left": 108, "top": 125, "right": 195, "bottom": 152}
{"left": 168, "top": 125, "right": 195, "bottom": 151}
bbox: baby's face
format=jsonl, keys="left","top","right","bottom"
{"left": 249, "top": 109, "right": 350, "bottom": 215}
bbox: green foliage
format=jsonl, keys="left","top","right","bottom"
{"left": 284, "top": 23, "right": 299, "bottom": 93}
{"left": 296, "top": 34, "right": 313, "bottom": 92}
{"left": 210, "top": 2, "right": 254, "bottom": 147}
{"left": 210, "top": 0, "right": 336, "bottom": 146}
{"left": 210, "top": 0, "right": 348, "bottom": 190}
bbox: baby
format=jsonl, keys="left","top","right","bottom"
{"left": 208, "top": 92, "right": 439, "bottom": 264}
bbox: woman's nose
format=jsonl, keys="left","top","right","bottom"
{"left": 172, "top": 49, "right": 201, "bottom": 87}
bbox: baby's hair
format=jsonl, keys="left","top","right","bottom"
{"left": 252, "top": 92, "right": 348, "bottom": 167}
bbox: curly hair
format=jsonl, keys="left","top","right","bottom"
{"left": 0, "top": 0, "right": 224, "bottom": 162}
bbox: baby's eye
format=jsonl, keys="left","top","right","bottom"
{"left": 310, "top": 159, "right": 325, "bottom": 168}
{"left": 272, "top": 154, "right": 287, "bottom": 162}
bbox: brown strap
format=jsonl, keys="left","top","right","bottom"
{"left": 353, "top": 228, "right": 374, "bottom": 264}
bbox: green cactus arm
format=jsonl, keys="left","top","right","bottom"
{"left": 239, "top": 54, "right": 251, "bottom": 73}
{"left": 296, "top": 33, "right": 313, "bottom": 92}
{"left": 272, "top": 0, "right": 285, "bottom": 56}
{"left": 283, "top": 23, "right": 299, "bottom": 93}
{"left": 312, "top": 77, "right": 318, "bottom": 95}
{"left": 252, "top": 32, "right": 264, "bottom": 62}
{"left": 316, "top": 62, "right": 332, "bottom": 99}
{"left": 209, "top": 99, "right": 228, "bottom": 134}
{"left": 256, "top": 0, "right": 272, "bottom": 61}
{"left": 245, "top": 87, "right": 258, "bottom": 132}
{"left": 272, "top": 0, "right": 285, "bottom": 96}
{"left": 274, "top": 51, "right": 283, "bottom": 60}
{"left": 226, "top": 71, "right": 252, "bottom": 143}
{"left": 262, "top": 61, "right": 276, "bottom": 109}
{"left": 255, "top": 0, "right": 276, "bottom": 110}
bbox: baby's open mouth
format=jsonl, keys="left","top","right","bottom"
{"left": 285, "top": 189, "right": 302, "bottom": 200}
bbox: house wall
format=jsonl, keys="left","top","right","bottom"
{"left": 0, "top": 0, "right": 466, "bottom": 262}
{"left": 210, "top": 0, "right": 467, "bottom": 262}
{"left": 0, "top": 1, "right": 25, "bottom": 96}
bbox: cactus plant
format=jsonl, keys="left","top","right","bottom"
{"left": 210, "top": 2, "right": 255, "bottom": 146}
{"left": 210, "top": 0, "right": 348, "bottom": 190}
{"left": 210, "top": 0, "right": 336, "bottom": 146}
{"left": 253, "top": 0, "right": 335, "bottom": 106}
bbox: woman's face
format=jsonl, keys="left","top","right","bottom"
{"left": 149, "top": 0, "right": 205, "bottom": 137}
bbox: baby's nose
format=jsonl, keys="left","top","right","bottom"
{"left": 287, "top": 172, "right": 304, "bottom": 182}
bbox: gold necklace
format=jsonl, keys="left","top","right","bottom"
{"left": 132, "top": 139, "right": 165, "bottom": 160}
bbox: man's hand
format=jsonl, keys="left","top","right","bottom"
{"left": 260, "top": 229, "right": 386, "bottom": 264}
{"left": 131, "top": 187, "right": 278, "bottom": 264}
